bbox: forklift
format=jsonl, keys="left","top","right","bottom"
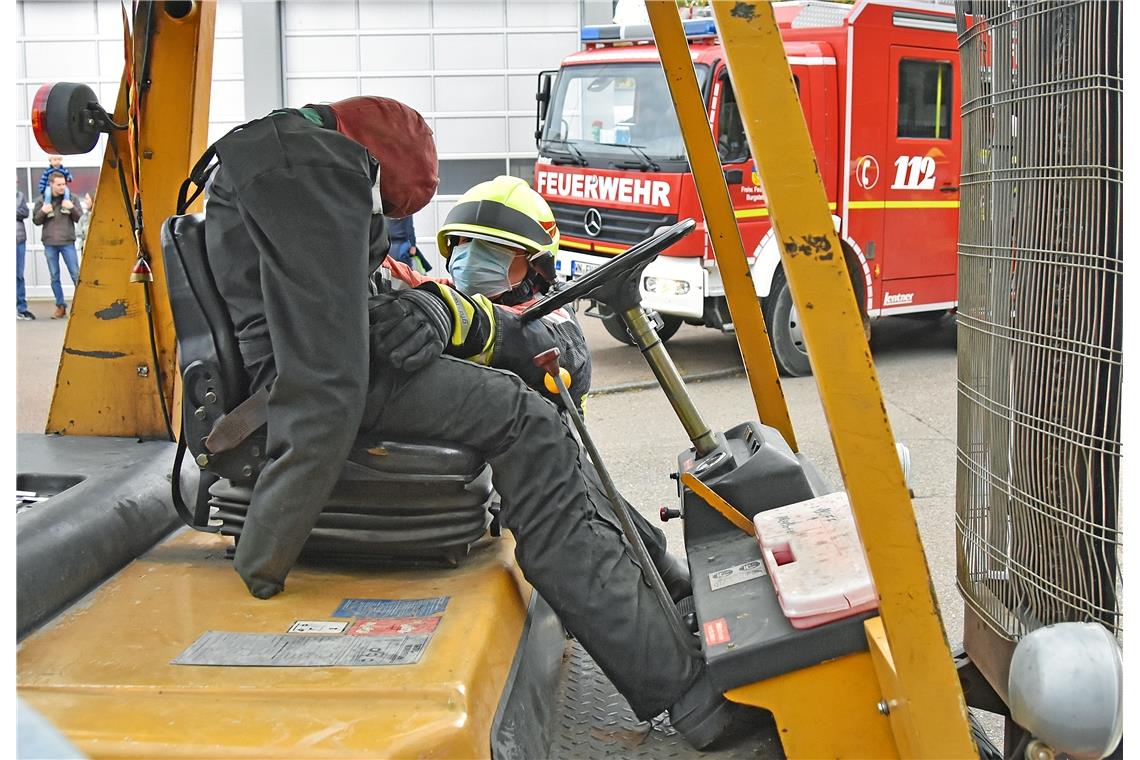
{"left": 16, "top": 2, "right": 1122, "bottom": 758}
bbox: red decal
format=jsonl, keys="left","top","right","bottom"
{"left": 347, "top": 616, "right": 441, "bottom": 637}
{"left": 703, "top": 617, "right": 731, "bottom": 646}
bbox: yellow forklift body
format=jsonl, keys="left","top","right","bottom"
{"left": 726, "top": 648, "right": 896, "bottom": 758}
{"left": 47, "top": 1, "right": 215, "bottom": 439}
{"left": 18, "top": 530, "right": 530, "bottom": 759}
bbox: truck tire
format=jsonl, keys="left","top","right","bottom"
{"left": 762, "top": 269, "right": 812, "bottom": 377}
{"left": 600, "top": 307, "right": 682, "bottom": 346}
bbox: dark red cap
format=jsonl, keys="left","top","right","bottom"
{"left": 326, "top": 96, "right": 438, "bottom": 218}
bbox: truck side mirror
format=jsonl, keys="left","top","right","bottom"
{"left": 534, "top": 70, "right": 556, "bottom": 146}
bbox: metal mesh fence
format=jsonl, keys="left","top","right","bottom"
{"left": 955, "top": 1, "right": 1122, "bottom": 642}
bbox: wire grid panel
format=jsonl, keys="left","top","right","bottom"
{"left": 954, "top": 1, "right": 1122, "bottom": 641}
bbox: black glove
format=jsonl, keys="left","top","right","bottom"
{"left": 368, "top": 289, "right": 453, "bottom": 372}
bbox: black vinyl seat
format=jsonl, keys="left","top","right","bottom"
{"left": 160, "top": 213, "right": 494, "bottom": 565}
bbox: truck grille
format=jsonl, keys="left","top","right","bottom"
{"left": 549, "top": 202, "right": 677, "bottom": 249}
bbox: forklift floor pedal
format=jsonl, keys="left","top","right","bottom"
{"left": 548, "top": 641, "right": 784, "bottom": 759}
{"left": 676, "top": 595, "right": 698, "bottom": 633}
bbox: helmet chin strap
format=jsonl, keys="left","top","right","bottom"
{"left": 496, "top": 270, "right": 551, "bottom": 307}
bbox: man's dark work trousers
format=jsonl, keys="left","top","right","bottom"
{"left": 202, "top": 111, "right": 701, "bottom": 721}
{"left": 366, "top": 355, "right": 702, "bottom": 720}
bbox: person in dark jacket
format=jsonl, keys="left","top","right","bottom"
{"left": 17, "top": 187, "right": 34, "bottom": 321}
{"left": 32, "top": 173, "right": 81, "bottom": 319}
{"left": 384, "top": 214, "right": 430, "bottom": 272}
{"left": 382, "top": 175, "right": 691, "bottom": 599}
{"left": 201, "top": 96, "right": 739, "bottom": 750}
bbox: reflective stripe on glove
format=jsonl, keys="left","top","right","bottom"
{"left": 369, "top": 283, "right": 497, "bottom": 372}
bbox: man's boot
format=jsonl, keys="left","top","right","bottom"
{"left": 656, "top": 552, "right": 692, "bottom": 602}
{"left": 669, "top": 665, "right": 753, "bottom": 750}
{"left": 52, "top": 304, "right": 66, "bottom": 320}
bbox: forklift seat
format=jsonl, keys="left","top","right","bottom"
{"left": 160, "top": 213, "right": 494, "bottom": 566}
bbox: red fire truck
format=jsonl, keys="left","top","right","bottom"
{"left": 534, "top": 0, "right": 960, "bottom": 375}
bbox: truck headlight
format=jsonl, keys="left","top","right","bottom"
{"left": 643, "top": 277, "right": 690, "bottom": 296}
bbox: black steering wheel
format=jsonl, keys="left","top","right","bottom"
{"left": 522, "top": 218, "right": 696, "bottom": 322}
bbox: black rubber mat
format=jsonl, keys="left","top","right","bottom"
{"left": 548, "top": 641, "right": 786, "bottom": 759}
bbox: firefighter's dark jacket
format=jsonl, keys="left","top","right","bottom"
{"left": 203, "top": 112, "right": 571, "bottom": 597}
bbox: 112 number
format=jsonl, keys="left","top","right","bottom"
{"left": 891, "top": 155, "right": 936, "bottom": 190}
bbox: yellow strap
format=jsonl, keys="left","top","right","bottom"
{"left": 680, "top": 472, "right": 756, "bottom": 537}
{"left": 467, "top": 294, "right": 497, "bottom": 365}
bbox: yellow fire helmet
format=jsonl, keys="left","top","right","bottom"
{"left": 436, "top": 175, "right": 560, "bottom": 288}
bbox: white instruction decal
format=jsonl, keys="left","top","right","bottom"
{"left": 172, "top": 631, "right": 431, "bottom": 667}
{"left": 288, "top": 620, "right": 349, "bottom": 634}
{"left": 708, "top": 560, "right": 767, "bottom": 591}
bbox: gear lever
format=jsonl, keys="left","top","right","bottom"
{"left": 533, "top": 347, "right": 697, "bottom": 654}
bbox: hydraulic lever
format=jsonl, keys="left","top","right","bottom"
{"left": 533, "top": 347, "right": 698, "bottom": 654}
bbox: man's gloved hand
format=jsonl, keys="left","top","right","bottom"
{"left": 368, "top": 289, "right": 453, "bottom": 372}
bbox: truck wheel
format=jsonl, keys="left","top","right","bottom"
{"left": 762, "top": 270, "right": 812, "bottom": 377}
{"left": 600, "top": 307, "right": 682, "bottom": 345}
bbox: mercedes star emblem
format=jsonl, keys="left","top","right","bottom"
{"left": 583, "top": 207, "right": 603, "bottom": 237}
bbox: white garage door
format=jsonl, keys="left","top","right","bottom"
{"left": 15, "top": 0, "right": 244, "bottom": 300}
{"left": 280, "top": 0, "right": 581, "bottom": 270}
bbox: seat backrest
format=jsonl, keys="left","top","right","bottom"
{"left": 160, "top": 215, "right": 496, "bottom": 558}
{"left": 160, "top": 213, "right": 249, "bottom": 412}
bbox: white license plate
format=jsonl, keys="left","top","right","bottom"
{"left": 572, "top": 260, "right": 600, "bottom": 278}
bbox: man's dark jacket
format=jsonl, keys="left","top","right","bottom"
{"left": 204, "top": 111, "right": 390, "bottom": 598}
{"left": 17, "top": 190, "right": 28, "bottom": 244}
{"left": 32, "top": 194, "right": 81, "bottom": 245}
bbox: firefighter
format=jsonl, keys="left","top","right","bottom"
{"left": 201, "top": 97, "right": 738, "bottom": 749}
{"left": 383, "top": 175, "right": 692, "bottom": 602}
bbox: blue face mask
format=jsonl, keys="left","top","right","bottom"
{"left": 449, "top": 239, "right": 516, "bottom": 298}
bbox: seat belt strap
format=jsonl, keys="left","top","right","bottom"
{"left": 205, "top": 386, "right": 269, "bottom": 454}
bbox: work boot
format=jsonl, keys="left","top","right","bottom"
{"left": 52, "top": 304, "right": 67, "bottom": 320}
{"left": 669, "top": 665, "right": 741, "bottom": 750}
{"left": 657, "top": 552, "right": 692, "bottom": 602}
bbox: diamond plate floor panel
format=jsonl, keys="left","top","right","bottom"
{"left": 548, "top": 641, "right": 785, "bottom": 759}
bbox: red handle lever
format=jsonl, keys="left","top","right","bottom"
{"left": 532, "top": 347, "right": 562, "bottom": 378}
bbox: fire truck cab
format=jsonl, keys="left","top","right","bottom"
{"left": 535, "top": 0, "right": 960, "bottom": 375}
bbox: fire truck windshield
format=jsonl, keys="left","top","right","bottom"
{"left": 540, "top": 62, "right": 708, "bottom": 170}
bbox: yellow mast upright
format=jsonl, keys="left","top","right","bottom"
{"left": 47, "top": 1, "right": 216, "bottom": 439}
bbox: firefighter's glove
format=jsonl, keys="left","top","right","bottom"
{"left": 369, "top": 289, "right": 450, "bottom": 372}
{"left": 369, "top": 283, "right": 497, "bottom": 371}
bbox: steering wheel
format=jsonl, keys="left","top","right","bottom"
{"left": 522, "top": 218, "right": 696, "bottom": 322}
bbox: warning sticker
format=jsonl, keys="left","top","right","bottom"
{"left": 708, "top": 560, "right": 767, "bottom": 591}
{"left": 703, "top": 618, "right": 732, "bottom": 647}
{"left": 348, "top": 617, "right": 440, "bottom": 637}
{"left": 288, "top": 620, "right": 349, "bottom": 634}
{"left": 172, "top": 631, "right": 431, "bottom": 667}
{"left": 333, "top": 597, "right": 449, "bottom": 619}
